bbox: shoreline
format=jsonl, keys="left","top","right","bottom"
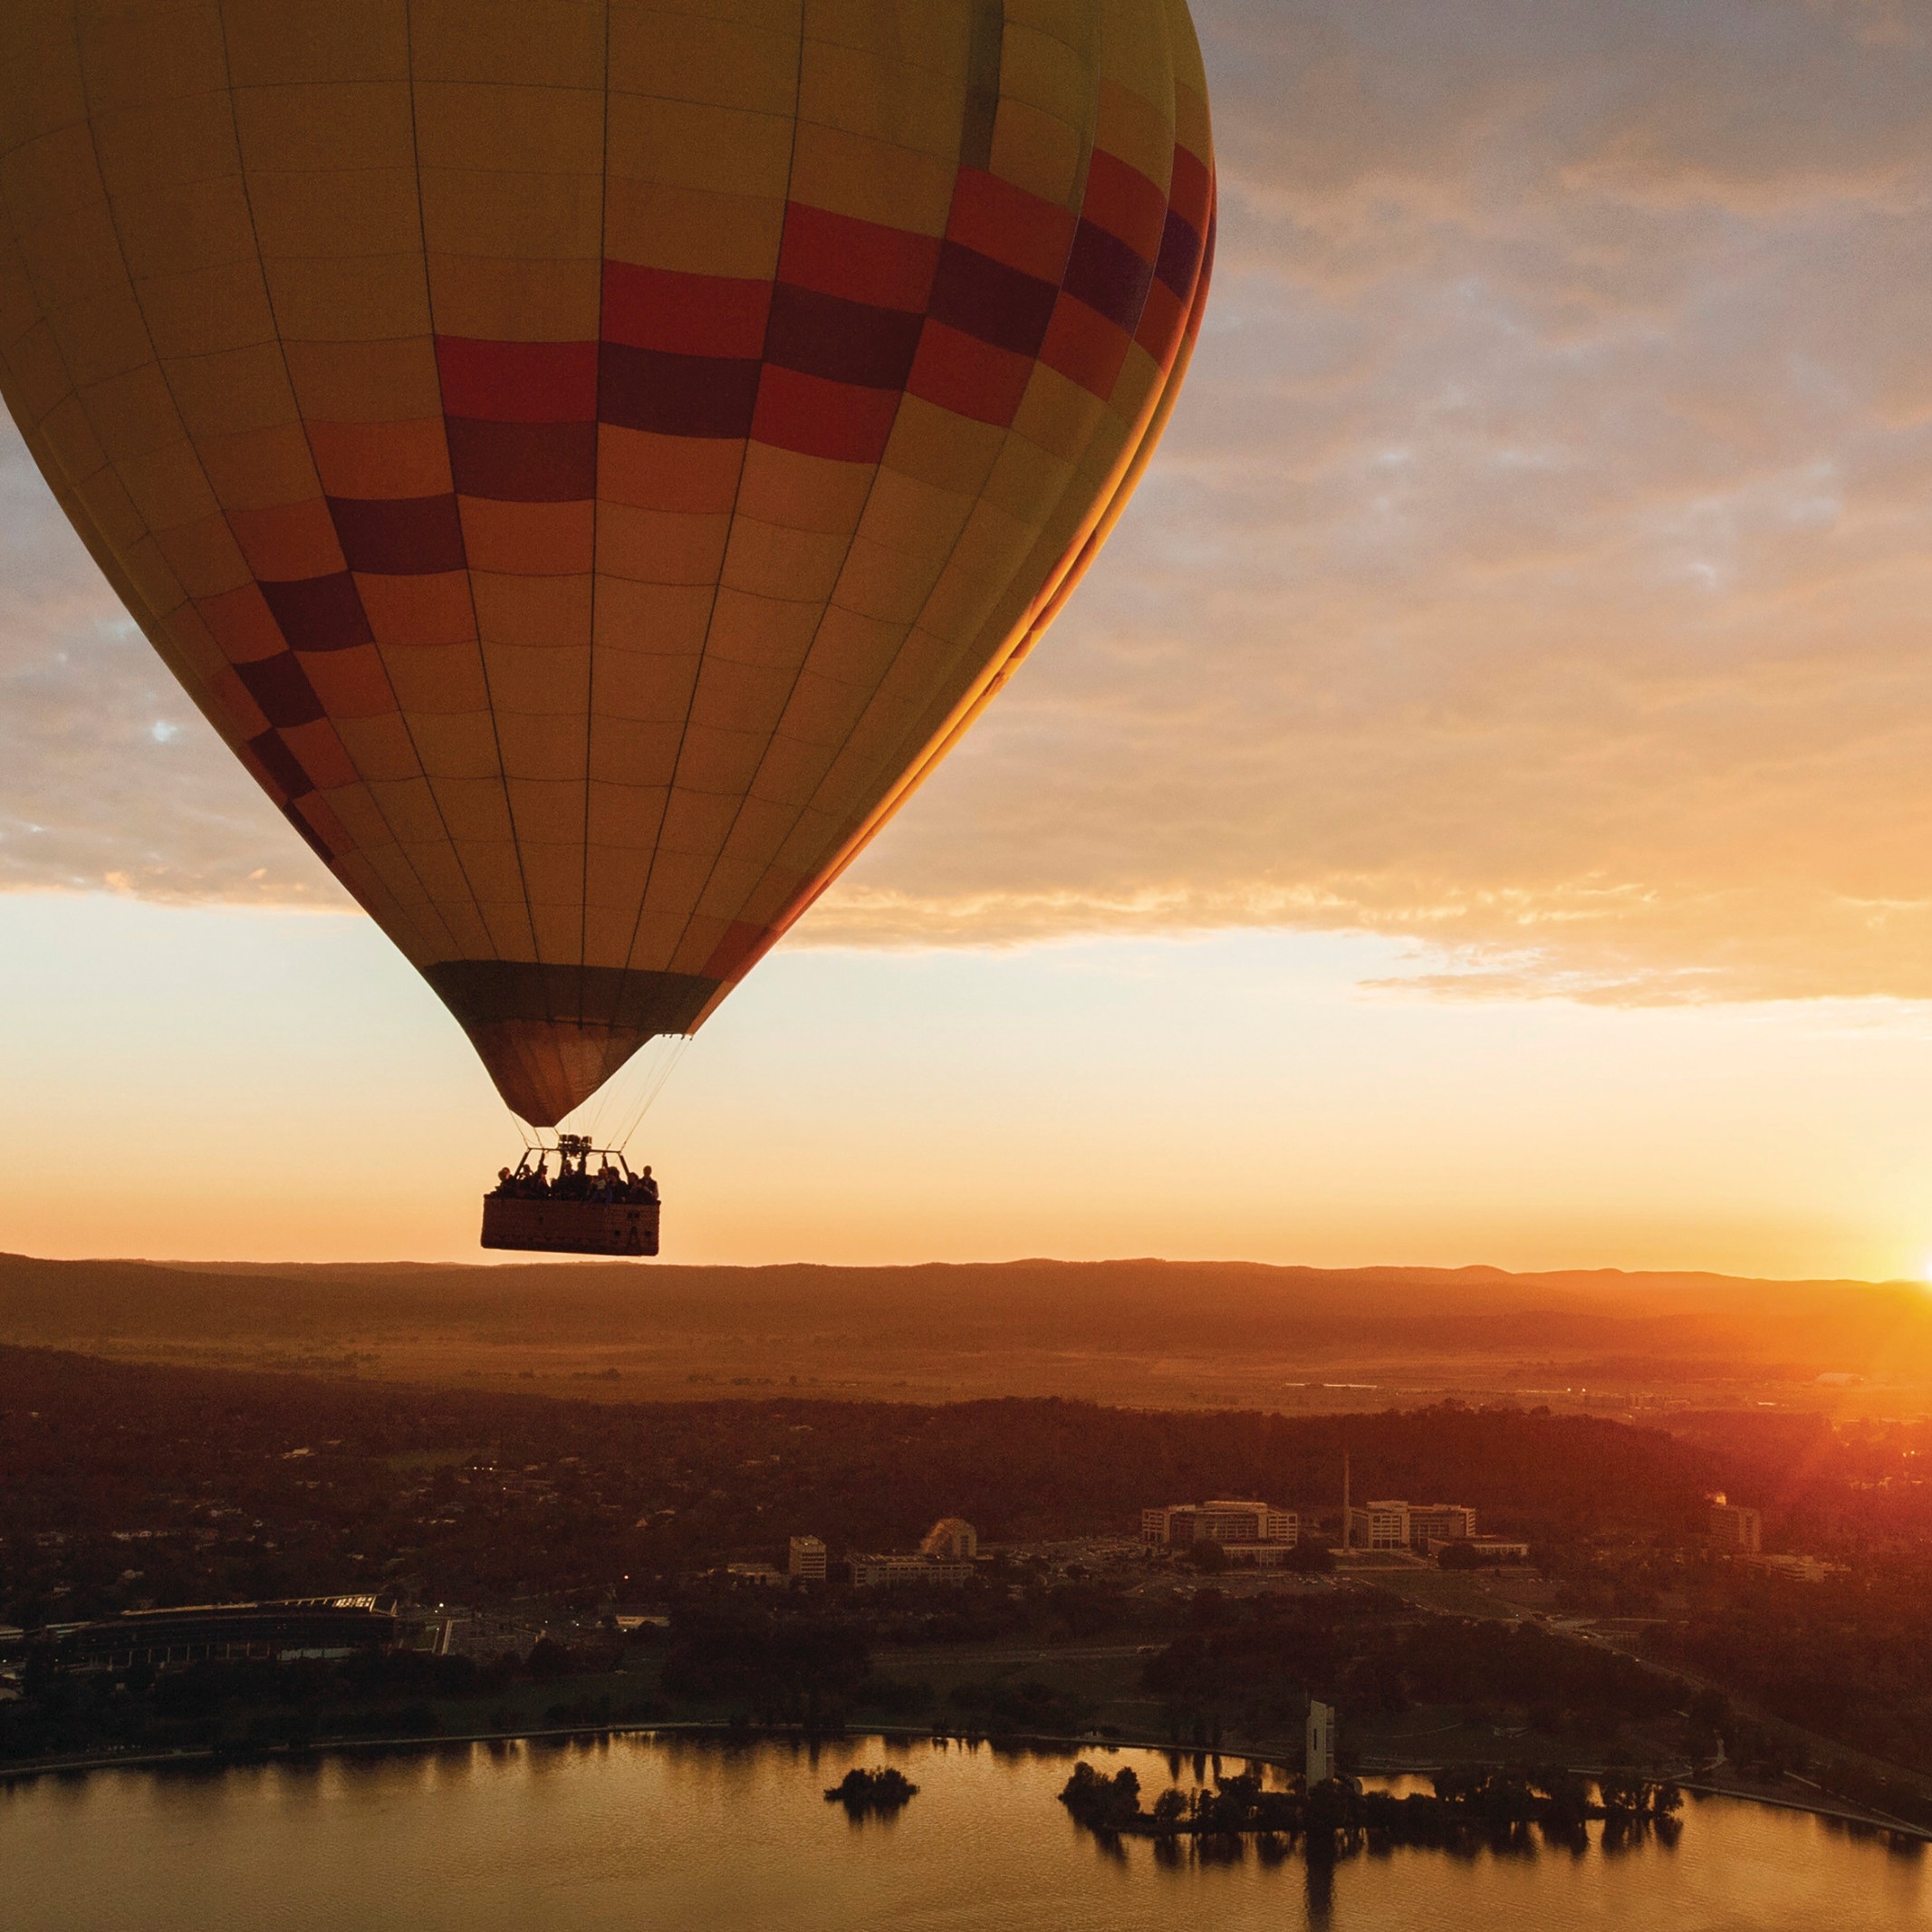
{"left": 1676, "top": 1778, "right": 1932, "bottom": 1841}
{"left": 4, "top": 1721, "right": 1926, "bottom": 1841}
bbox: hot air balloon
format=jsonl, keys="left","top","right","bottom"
{"left": 0, "top": 0, "right": 1214, "bottom": 1250}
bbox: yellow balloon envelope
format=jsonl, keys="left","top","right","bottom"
{"left": 0, "top": 0, "right": 1214, "bottom": 1122}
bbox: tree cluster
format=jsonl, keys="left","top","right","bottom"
{"left": 1058, "top": 1760, "right": 1682, "bottom": 1848}
{"left": 1140, "top": 1589, "right": 1677, "bottom": 1749}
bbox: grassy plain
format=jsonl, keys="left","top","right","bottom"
{"left": 5, "top": 1251, "right": 1928, "bottom": 1416}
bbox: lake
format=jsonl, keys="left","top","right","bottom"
{"left": 4, "top": 1735, "right": 1927, "bottom": 1932}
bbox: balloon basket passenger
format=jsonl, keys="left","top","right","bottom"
{"left": 481, "top": 1134, "right": 660, "bottom": 1256}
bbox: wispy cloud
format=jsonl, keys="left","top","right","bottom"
{"left": 816, "top": 0, "right": 1932, "bottom": 1001}
{"left": 9, "top": 1, "right": 1932, "bottom": 1000}
{"left": 0, "top": 437, "right": 335, "bottom": 903}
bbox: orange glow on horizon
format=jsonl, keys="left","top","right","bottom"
{"left": 6, "top": 897, "right": 1932, "bottom": 1282}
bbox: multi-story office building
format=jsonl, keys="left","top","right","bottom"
{"left": 1343, "top": 1500, "right": 1481, "bottom": 1552}
{"left": 1709, "top": 1501, "right": 1763, "bottom": 1553}
{"left": 848, "top": 1552, "right": 976, "bottom": 1589}
{"left": 1346, "top": 1501, "right": 1412, "bottom": 1551}
{"left": 1141, "top": 1500, "right": 1298, "bottom": 1549}
{"left": 847, "top": 1517, "right": 981, "bottom": 1587}
{"left": 1406, "top": 1504, "right": 1476, "bottom": 1551}
{"left": 788, "top": 1535, "right": 829, "bottom": 1581}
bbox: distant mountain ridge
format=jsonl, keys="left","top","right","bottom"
{"left": 1, "top": 1252, "right": 1926, "bottom": 1383}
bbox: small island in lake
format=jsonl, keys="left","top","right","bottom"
{"left": 825, "top": 1767, "right": 920, "bottom": 1816}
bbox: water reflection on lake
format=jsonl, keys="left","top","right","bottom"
{"left": 4, "top": 1735, "right": 1927, "bottom": 1932}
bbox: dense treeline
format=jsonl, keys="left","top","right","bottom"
{"left": 1139, "top": 1590, "right": 1679, "bottom": 1752}
{"left": 0, "top": 1637, "right": 638, "bottom": 1766}
{"left": 0, "top": 1577, "right": 1685, "bottom": 1773}
{"left": 659, "top": 1601, "right": 870, "bottom": 1716}
{"left": 0, "top": 1344, "right": 1726, "bottom": 1626}
{"left": 1648, "top": 1564, "right": 1932, "bottom": 1775}
{"left": 1059, "top": 1761, "right": 1682, "bottom": 1845}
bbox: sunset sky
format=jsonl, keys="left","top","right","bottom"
{"left": 8, "top": 0, "right": 1932, "bottom": 1274}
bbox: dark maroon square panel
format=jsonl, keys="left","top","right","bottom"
{"left": 928, "top": 242, "right": 1060, "bottom": 360}
{"left": 764, "top": 284, "right": 925, "bottom": 391}
{"left": 445, "top": 418, "right": 598, "bottom": 501}
{"left": 1155, "top": 208, "right": 1204, "bottom": 300}
{"left": 278, "top": 796, "right": 334, "bottom": 860}
{"left": 259, "top": 572, "right": 374, "bottom": 653}
{"left": 1062, "top": 220, "right": 1156, "bottom": 336}
{"left": 327, "top": 495, "right": 467, "bottom": 575}
{"left": 247, "top": 725, "right": 317, "bottom": 801}
{"left": 236, "top": 651, "right": 326, "bottom": 730}
{"left": 597, "top": 345, "right": 763, "bottom": 438}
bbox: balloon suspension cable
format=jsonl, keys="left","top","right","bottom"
{"left": 551, "top": 1033, "right": 690, "bottom": 1157}
{"left": 578, "top": 1055, "right": 622, "bottom": 1149}
{"left": 607, "top": 1034, "right": 690, "bottom": 1152}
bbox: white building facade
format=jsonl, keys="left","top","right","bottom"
{"left": 1141, "top": 1500, "right": 1298, "bottom": 1549}
{"left": 848, "top": 1553, "right": 976, "bottom": 1588}
{"left": 1346, "top": 1501, "right": 1411, "bottom": 1551}
{"left": 1344, "top": 1500, "right": 1483, "bottom": 1552}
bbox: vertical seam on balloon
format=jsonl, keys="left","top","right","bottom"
{"left": 577, "top": 0, "right": 615, "bottom": 1042}
{"left": 56, "top": 11, "right": 433, "bottom": 957}
{"left": 683, "top": 0, "right": 1094, "bottom": 968}
{"left": 1018, "top": 165, "right": 1212, "bottom": 658}
{"left": 401, "top": 0, "right": 547, "bottom": 998}
{"left": 739, "top": 4, "right": 1182, "bottom": 935}
{"left": 822, "top": 318, "right": 1198, "bottom": 908}
{"left": 209, "top": 0, "right": 470, "bottom": 970}
{"left": 657, "top": 6, "right": 1006, "bottom": 977}
{"left": 995, "top": 5, "right": 1179, "bottom": 647}
{"left": 961, "top": 0, "right": 1006, "bottom": 172}
{"left": 802, "top": 168, "right": 1212, "bottom": 929}
{"left": 612, "top": 5, "right": 809, "bottom": 995}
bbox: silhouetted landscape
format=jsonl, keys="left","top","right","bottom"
{"left": 5, "top": 1336, "right": 1932, "bottom": 1834}
{"left": 5, "top": 1252, "right": 1928, "bottom": 1411}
